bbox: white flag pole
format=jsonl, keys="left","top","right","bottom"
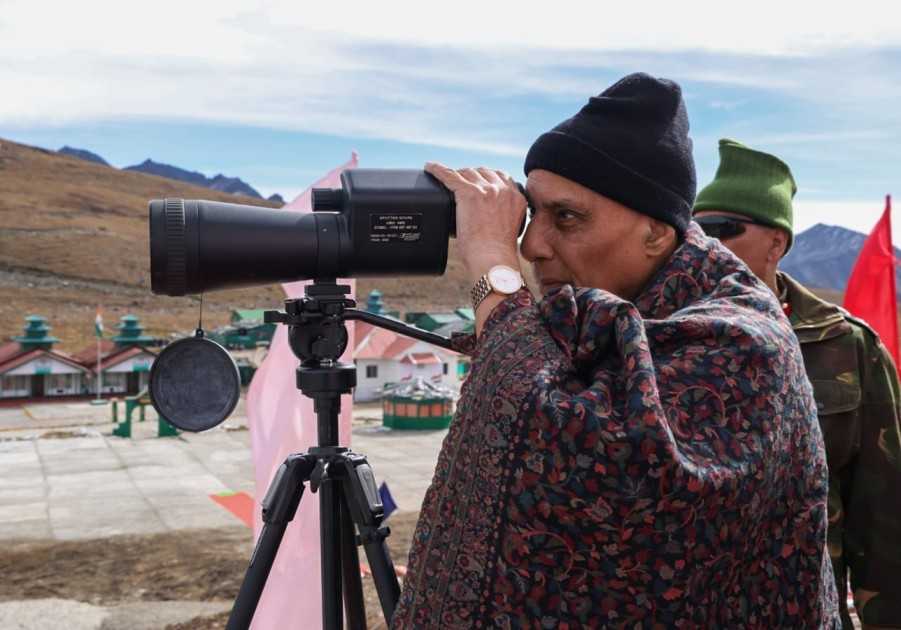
{"left": 95, "top": 307, "right": 103, "bottom": 401}
{"left": 96, "top": 335, "right": 102, "bottom": 400}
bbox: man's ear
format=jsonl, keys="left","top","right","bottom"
{"left": 645, "top": 219, "right": 677, "bottom": 257}
{"left": 767, "top": 228, "right": 789, "bottom": 262}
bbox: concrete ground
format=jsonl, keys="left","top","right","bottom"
{"left": 0, "top": 398, "right": 444, "bottom": 541}
{"left": 0, "top": 397, "right": 447, "bottom": 629}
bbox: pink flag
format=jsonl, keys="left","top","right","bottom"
{"left": 247, "top": 153, "right": 359, "bottom": 630}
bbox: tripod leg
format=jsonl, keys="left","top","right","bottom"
{"left": 226, "top": 454, "right": 316, "bottom": 630}
{"left": 320, "top": 472, "right": 344, "bottom": 630}
{"left": 358, "top": 517, "right": 401, "bottom": 625}
{"left": 339, "top": 454, "right": 401, "bottom": 624}
{"left": 339, "top": 485, "right": 367, "bottom": 630}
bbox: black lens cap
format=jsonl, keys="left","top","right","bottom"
{"left": 149, "top": 335, "right": 241, "bottom": 432}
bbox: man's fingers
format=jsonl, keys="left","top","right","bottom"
{"left": 426, "top": 163, "right": 520, "bottom": 202}
{"left": 483, "top": 169, "right": 527, "bottom": 206}
{"left": 458, "top": 167, "right": 486, "bottom": 186}
{"left": 476, "top": 167, "right": 504, "bottom": 186}
{"left": 425, "top": 161, "right": 470, "bottom": 191}
{"left": 497, "top": 170, "right": 518, "bottom": 188}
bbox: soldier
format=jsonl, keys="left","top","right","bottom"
{"left": 694, "top": 138, "right": 901, "bottom": 629}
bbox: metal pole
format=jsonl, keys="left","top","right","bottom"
{"left": 96, "top": 336, "right": 102, "bottom": 400}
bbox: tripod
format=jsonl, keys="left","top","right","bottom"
{"left": 226, "top": 280, "right": 454, "bottom": 630}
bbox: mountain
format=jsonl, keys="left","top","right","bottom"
{"left": 59, "top": 148, "right": 285, "bottom": 205}
{"left": 780, "top": 223, "right": 901, "bottom": 292}
{"left": 58, "top": 145, "right": 110, "bottom": 166}
{"left": 124, "top": 159, "right": 218, "bottom": 188}
{"left": 124, "top": 158, "right": 273, "bottom": 200}
{"left": 208, "top": 174, "right": 260, "bottom": 198}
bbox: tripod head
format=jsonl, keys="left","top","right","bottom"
{"left": 264, "top": 279, "right": 456, "bottom": 367}
{"left": 264, "top": 280, "right": 355, "bottom": 366}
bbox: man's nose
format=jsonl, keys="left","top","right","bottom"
{"left": 520, "top": 217, "right": 553, "bottom": 262}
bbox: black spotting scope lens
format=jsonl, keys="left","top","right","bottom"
{"left": 150, "top": 197, "right": 323, "bottom": 296}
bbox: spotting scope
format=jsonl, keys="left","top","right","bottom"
{"left": 150, "top": 169, "right": 470, "bottom": 296}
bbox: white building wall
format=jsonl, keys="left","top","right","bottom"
{"left": 96, "top": 373, "right": 128, "bottom": 394}
{"left": 2, "top": 355, "right": 89, "bottom": 398}
{"left": 354, "top": 359, "right": 395, "bottom": 402}
{"left": 87, "top": 352, "right": 155, "bottom": 394}
{"left": 7, "top": 356, "right": 86, "bottom": 376}
{"left": 44, "top": 373, "right": 83, "bottom": 396}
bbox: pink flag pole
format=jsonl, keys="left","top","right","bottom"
{"left": 247, "top": 153, "right": 359, "bottom": 630}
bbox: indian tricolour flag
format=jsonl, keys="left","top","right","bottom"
{"left": 94, "top": 308, "right": 103, "bottom": 338}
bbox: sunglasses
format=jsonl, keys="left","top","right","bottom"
{"left": 695, "top": 215, "right": 762, "bottom": 240}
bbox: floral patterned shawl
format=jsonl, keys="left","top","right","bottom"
{"left": 391, "top": 224, "right": 839, "bottom": 629}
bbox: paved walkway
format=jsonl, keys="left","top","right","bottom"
{"left": 0, "top": 399, "right": 447, "bottom": 541}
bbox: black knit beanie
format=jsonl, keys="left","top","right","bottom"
{"left": 524, "top": 72, "right": 697, "bottom": 235}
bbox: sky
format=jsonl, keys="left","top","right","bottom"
{"left": 1, "top": 0, "right": 899, "bottom": 238}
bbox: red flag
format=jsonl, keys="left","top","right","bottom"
{"left": 844, "top": 195, "right": 899, "bottom": 367}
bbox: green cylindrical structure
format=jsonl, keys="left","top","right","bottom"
{"left": 382, "top": 378, "right": 454, "bottom": 430}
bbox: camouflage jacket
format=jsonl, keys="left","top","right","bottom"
{"left": 778, "top": 271, "right": 901, "bottom": 628}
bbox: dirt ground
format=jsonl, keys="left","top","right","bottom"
{"left": 0, "top": 511, "right": 419, "bottom": 630}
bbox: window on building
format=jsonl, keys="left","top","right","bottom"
{"left": 442, "top": 363, "right": 449, "bottom": 375}
{"left": 103, "top": 372, "right": 128, "bottom": 393}
{"left": 1, "top": 375, "right": 30, "bottom": 397}
{"left": 366, "top": 365, "right": 378, "bottom": 379}
{"left": 49, "top": 374, "right": 71, "bottom": 391}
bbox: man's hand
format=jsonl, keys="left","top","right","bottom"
{"left": 425, "top": 162, "right": 527, "bottom": 337}
{"left": 424, "top": 162, "right": 526, "bottom": 287}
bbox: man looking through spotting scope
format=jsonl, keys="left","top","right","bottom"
{"left": 391, "top": 73, "right": 840, "bottom": 627}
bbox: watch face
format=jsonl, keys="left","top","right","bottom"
{"left": 488, "top": 265, "right": 523, "bottom": 294}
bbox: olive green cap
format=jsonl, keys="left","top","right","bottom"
{"left": 693, "top": 138, "right": 797, "bottom": 251}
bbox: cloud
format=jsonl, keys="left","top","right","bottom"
{"left": 5, "top": 0, "right": 900, "bottom": 58}
{"left": 754, "top": 130, "right": 887, "bottom": 145}
{"left": 250, "top": 1, "right": 901, "bottom": 55}
{"left": 794, "top": 199, "right": 896, "bottom": 240}
{"left": 2, "top": 0, "right": 901, "bottom": 193}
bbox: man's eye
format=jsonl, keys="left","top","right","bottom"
{"left": 556, "top": 209, "right": 577, "bottom": 222}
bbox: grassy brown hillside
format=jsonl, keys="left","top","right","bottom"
{"left": 0, "top": 138, "right": 474, "bottom": 353}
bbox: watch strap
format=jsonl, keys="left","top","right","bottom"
{"left": 470, "top": 274, "right": 493, "bottom": 311}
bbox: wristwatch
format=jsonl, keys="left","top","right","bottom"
{"left": 470, "top": 265, "right": 524, "bottom": 310}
